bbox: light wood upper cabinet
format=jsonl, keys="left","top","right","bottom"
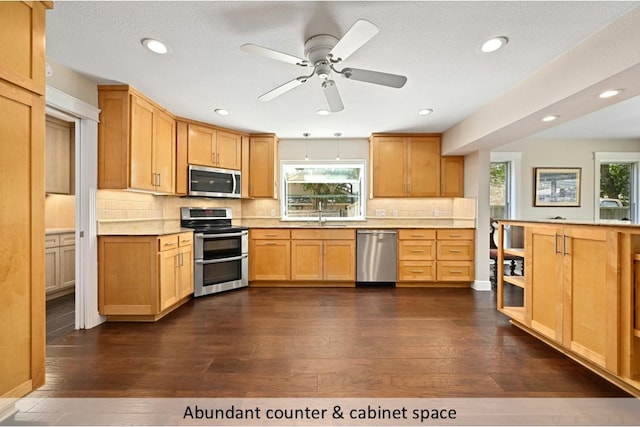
{"left": 98, "top": 86, "right": 176, "bottom": 194}
{"left": 370, "top": 134, "right": 441, "bottom": 197}
{"left": 45, "top": 116, "right": 74, "bottom": 194}
{"left": 0, "top": 2, "right": 47, "bottom": 95}
{"left": 183, "top": 122, "right": 242, "bottom": 170}
{"left": 248, "top": 134, "right": 279, "bottom": 199}
{"left": 99, "top": 86, "right": 177, "bottom": 193}
{"left": 441, "top": 156, "right": 464, "bottom": 197}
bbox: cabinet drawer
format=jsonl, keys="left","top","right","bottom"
{"left": 437, "top": 229, "right": 474, "bottom": 240}
{"left": 437, "top": 261, "right": 474, "bottom": 281}
{"left": 59, "top": 233, "right": 75, "bottom": 246}
{"left": 398, "top": 240, "right": 436, "bottom": 260}
{"left": 291, "top": 229, "right": 354, "bottom": 240}
{"left": 398, "top": 229, "right": 436, "bottom": 240}
{"left": 398, "top": 261, "right": 436, "bottom": 281}
{"left": 251, "top": 229, "right": 290, "bottom": 240}
{"left": 178, "top": 232, "right": 193, "bottom": 247}
{"left": 437, "top": 240, "right": 474, "bottom": 260}
{"left": 158, "top": 235, "right": 179, "bottom": 251}
{"left": 45, "top": 234, "right": 60, "bottom": 248}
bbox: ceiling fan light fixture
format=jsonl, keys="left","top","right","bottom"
{"left": 418, "top": 108, "right": 434, "bottom": 116}
{"left": 214, "top": 108, "right": 230, "bottom": 116}
{"left": 481, "top": 36, "right": 508, "bottom": 53}
{"left": 141, "top": 38, "right": 169, "bottom": 54}
{"left": 599, "top": 89, "right": 623, "bottom": 99}
{"left": 316, "top": 109, "right": 330, "bottom": 116}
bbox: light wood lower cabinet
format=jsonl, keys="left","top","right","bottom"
{"left": 290, "top": 229, "right": 355, "bottom": 282}
{"left": 397, "top": 228, "right": 474, "bottom": 284}
{"left": 45, "top": 232, "right": 75, "bottom": 300}
{"left": 249, "top": 229, "right": 291, "bottom": 281}
{"left": 249, "top": 228, "right": 355, "bottom": 285}
{"left": 497, "top": 221, "right": 640, "bottom": 394}
{"left": 98, "top": 232, "right": 193, "bottom": 321}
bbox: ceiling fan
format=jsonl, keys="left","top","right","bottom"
{"left": 240, "top": 19, "right": 407, "bottom": 112}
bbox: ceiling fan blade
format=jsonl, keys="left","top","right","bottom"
{"left": 329, "top": 19, "right": 379, "bottom": 62}
{"left": 322, "top": 80, "right": 344, "bottom": 112}
{"left": 258, "top": 78, "right": 305, "bottom": 102}
{"left": 241, "top": 43, "right": 309, "bottom": 66}
{"left": 342, "top": 67, "right": 407, "bottom": 88}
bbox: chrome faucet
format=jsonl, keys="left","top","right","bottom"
{"left": 318, "top": 201, "right": 326, "bottom": 223}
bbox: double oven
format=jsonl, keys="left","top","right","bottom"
{"left": 181, "top": 207, "right": 248, "bottom": 297}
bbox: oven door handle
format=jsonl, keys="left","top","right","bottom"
{"left": 195, "top": 255, "right": 247, "bottom": 265}
{"left": 199, "top": 231, "right": 247, "bottom": 239}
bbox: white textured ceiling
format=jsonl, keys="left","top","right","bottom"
{"left": 46, "top": 1, "right": 640, "bottom": 144}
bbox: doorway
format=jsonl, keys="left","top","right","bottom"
{"left": 46, "top": 85, "right": 102, "bottom": 331}
{"left": 44, "top": 113, "right": 77, "bottom": 341}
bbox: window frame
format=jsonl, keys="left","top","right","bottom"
{"left": 594, "top": 152, "right": 640, "bottom": 222}
{"left": 490, "top": 152, "right": 522, "bottom": 220}
{"left": 279, "top": 159, "right": 367, "bottom": 222}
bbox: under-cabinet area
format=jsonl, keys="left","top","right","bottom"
{"left": 496, "top": 220, "right": 640, "bottom": 396}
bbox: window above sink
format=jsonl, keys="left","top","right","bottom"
{"left": 280, "top": 161, "right": 366, "bottom": 221}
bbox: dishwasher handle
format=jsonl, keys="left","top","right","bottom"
{"left": 356, "top": 230, "right": 397, "bottom": 234}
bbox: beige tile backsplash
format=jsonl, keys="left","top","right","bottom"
{"left": 96, "top": 190, "right": 475, "bottom": 227}
{"left": 45, "top": 194, "right": 76, "bottom": 229}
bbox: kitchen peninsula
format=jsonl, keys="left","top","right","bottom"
{"left": 496, "top": 219, "right": 640, "bottom": 397}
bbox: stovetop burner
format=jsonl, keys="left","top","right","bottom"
{"left": 180, "top": 207, "right": 247, "bottom": 234}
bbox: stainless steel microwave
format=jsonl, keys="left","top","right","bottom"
{"left": 188, "top": 165, "right": 241, "bottom": 198}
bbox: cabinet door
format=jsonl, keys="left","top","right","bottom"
{"left": 563, "top": 227, "right": 619, "bottom": 372}
{"left": 324, "top": 240, "right": 356, "bottom": 281}
{"left": 217, "top": 131, "right": 241, "bottom": 170}
{"left": 159, "top": 248, "right": 178, "bottom": 311}
{"left": 441, "top": 156, "right": 464, "bottom": 197}
{"left": 399, "top": 240, "right": 436, "bottom": 260}
{"left": 249, "top": 136, "right": 276, "bottom": 198}
{"left": 250, "top": 240, "right": 290, "bottom": 280}
{"left": 45, "top": 247, "right": 60, "bottom": 293}
{"left": 45, "top": 117, "right": 73, "bottom": 194}
{"left": 291, "top": 240, "right": 323, "bottom": 280}
{"left": 177, "top": 244, "right": 193, "bottom": 298}
{"left": 528, "top": 226, "right": 564, "bottom": 341}
{"left": 153, "top": 109, "right": 175, "bottom": 193}
{"left": 371, "top": 136, "right": 406, "bottom": 197}
{"left": 0, "top": 2, "right": 46, "bottom": 94}
{"left": 408, "top": 136, "right": 440, "bottom": 197}
{"left": 130, "top": 95, "right": 155, "bottom": 191}
{"left": 187, "top": 124, "right": 215, "bottom": 167}
{"left": 59, "top": 244, "right": 76, "bottom": 290}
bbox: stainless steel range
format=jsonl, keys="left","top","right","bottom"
{"left": 180, "top": 207, "right": 248, "bottom": 297}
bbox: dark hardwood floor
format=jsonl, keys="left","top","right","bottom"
{"left": 46, "top": 293, "right": 75, "bottom": 344}
{"left": 40, "top": 287, "right": 629, "bottom": 398}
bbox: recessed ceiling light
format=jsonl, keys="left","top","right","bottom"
{"left": 418, "top": 108, "right": 434, "bottom": 116}
{"left": 316, "top": 109, "right": 330, "bottom": 116}
{"left": 214, "top": 109, "right": 230, "bottom": 116}
{"left": 541, "top": 115, "right": 558, "bottom": 122}
{"left": 599, "top": 89, "right": 623, "bottom": 99}
{"left": 141, "top": 38, "right": 169, "bottom": 54}
{"left": 481, "top": 36, "right": 509, "bottom": 53}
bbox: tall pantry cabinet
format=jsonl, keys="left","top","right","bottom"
{"left": 0, "top": 1, "right": 50, "bottom": 399}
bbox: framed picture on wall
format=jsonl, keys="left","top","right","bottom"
{"left": 533, "top": 167, "right": 581, "bottom": 207}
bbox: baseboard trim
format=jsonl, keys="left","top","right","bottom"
{"left": 472, "top": 280, "right": 492, "bottom": 291}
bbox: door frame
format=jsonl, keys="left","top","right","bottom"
{"left": 45, "top": 85, "right": 104, "bottom": 329}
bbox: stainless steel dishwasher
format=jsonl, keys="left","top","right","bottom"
{"left": 356, "top": 230, "right": 397, "bottom": 285}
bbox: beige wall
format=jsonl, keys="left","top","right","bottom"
{"left": 494, "top": 137, "right": 640, "bottom": 220}
{"left": 46, "top": 57, "right": 98, "bottom": 107}
{"left": 44, "top": 194, "right": 75, "bottom": 229}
